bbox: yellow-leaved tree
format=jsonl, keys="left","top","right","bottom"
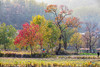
{"left": 30, "top": 15, "right": 60, "bottom": 53}
{"left": 69, "top": 32, "right": 83, "bottom": 54}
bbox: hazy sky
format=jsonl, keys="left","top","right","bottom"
{"left": 36, "top": 0, "right": 100, "bottom": 25}
{"left": 36, "top": 0, "right": 99, "bottom": 8}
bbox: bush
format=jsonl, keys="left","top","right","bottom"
{"left": 4, "top": 53, "right": 16, "bottom": 57}
{"left": 31, "top": 53, "right": 41, "bottom": 58}
{"left": 0, "top": 53, "right": 4, "bottom": 57}
{"left": 29, "top": 53, "right": 56, "bottom": 58}
{"left": 15, "top": 54, "right": 21, "bottom": 58}
{"left": 0, "top": 52, "right": 56, "bottom": 58}
{"left": 23, "top": 54, "right": 31, "bottom": 58}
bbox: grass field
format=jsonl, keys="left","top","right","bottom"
{"left": 0, "top": 51, "right": 100, "bottom": 66}
{"left": 0, "top": 58, "right": 100, "bottom": 67}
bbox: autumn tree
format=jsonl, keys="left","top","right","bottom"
{"left": 62, "top": 27, "right": 77, "bottom": 50}
{"left": 83, "top": 22, "right": 100, "bottom": 53}
{"left": 30, "top": 15, "right": 60, "bottom": 53}
{"left": 0, "top": 23, "right": 17, "bottom": 50}
{"left": 69, "top": 33, "right": 83, "bottom": 54}
{"left": 45, "top": 5, "right": 81, "bottom": 54}
{"left": 14, "top": 23, "right": 43, "bottom": 56}
{"left": 46, "top": 21, "right": 61, "bottom": 53}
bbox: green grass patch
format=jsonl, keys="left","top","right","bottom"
{"left": 79, "top": 53, "right": 97, "bottom": 55}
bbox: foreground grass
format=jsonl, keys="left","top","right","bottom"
{"left": 79, "top": 53, "right": 97, "bottom": 55}
{"left": 0, "top": 58, "right": 100, "bottom": 67}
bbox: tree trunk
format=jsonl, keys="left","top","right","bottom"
{"left": 56, "top": 43, "right": 61, "bottom": 55}
{"left": 41, "top": 46, "right": 43, "bottom": 54}
{"left": 4, "top": 44, "right": 6, "bottom": 50}
{"left": 30, "top": 45, "right": 32, "bottom": 57}
{"left": 75, "top": 44, "right": 79, "bottom": 54}
{"left": 47, "top": 44, "right": 49, "bottom": 53}
{"left": 56, "top": 36, "right": 62, "bottom": 55}
{"left": 21, "top": 47, "right": 23, "bottom": 50}
{"left": 90, "top": 46, "right": 92, "bottom": 53}
{"left": 86, "top": 44, "right": 88, "bottom": 53}
{"left": 76, "top": 49, "right": 79, "bottom": 54}
{"left": 64, "top": 42, "right": 67, "bottom": 50}
{"left": 26, "top": 47, "right": 28, "bottom": 50}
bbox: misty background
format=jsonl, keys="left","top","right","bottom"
{"left": 0, "top": 0, "right": 100, "bottom": 32}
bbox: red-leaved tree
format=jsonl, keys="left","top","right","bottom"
{"left": 14, "top": 23, "right": 43, "bottom": 56}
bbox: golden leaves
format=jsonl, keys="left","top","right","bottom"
{"left": 30, "top": 15, "right": 46, "bottom": 25}
{"left": 69, "top": 32, "right": 82, "bottom": 46}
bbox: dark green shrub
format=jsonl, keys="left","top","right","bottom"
{"left": 31, "top": 53, "right": 41, "bottom": 58}
{"left": 23, "top": 54, "right": 31, "bottom": 58}
{"left": 15, "top": 54, "right": 21, "bottom": 58}
{"left": 0, "top": 53, "right": 4, "bottom": 57}
{"left": 4, "top": 53, "right": 16, "bottom": 57}
{"left": 41, "top": 53, "right": 56, "bottom": 58}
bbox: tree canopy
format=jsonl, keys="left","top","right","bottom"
{"left": 0, "top": 23, "right": 17, "bottom": 50}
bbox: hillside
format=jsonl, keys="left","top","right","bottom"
{"left": 0, "top": 0, "right": 54, "bottom": 29}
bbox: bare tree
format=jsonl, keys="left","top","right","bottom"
{"left": 83, "top": 22, "right": 100, "bottom": 53}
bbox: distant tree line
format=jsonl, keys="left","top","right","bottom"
{"left": 0, "top": 0, "right": 54, "bottom": 29}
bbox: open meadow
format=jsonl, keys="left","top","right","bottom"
{"left": 0, "top": 57, "right": 100, "bottom": 67}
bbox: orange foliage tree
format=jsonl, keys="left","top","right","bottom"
{"left": 14, "top": 23, "right": 43, "bottom": 56}
{"left": 45, "top": 5, "right": 81, "bottom": 54}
